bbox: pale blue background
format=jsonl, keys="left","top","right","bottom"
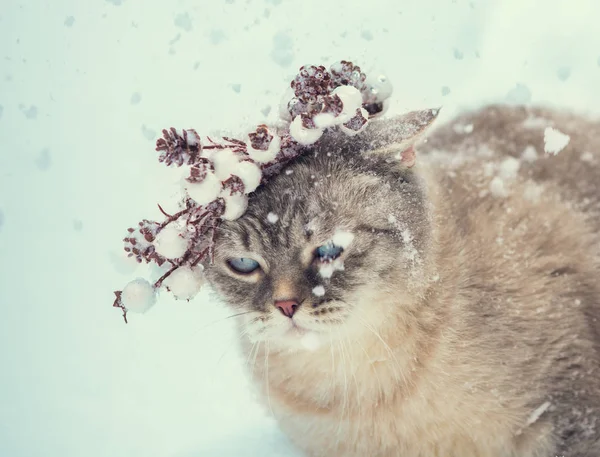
{"left": 0, "top": 0, "right": 599, "bottom": 456}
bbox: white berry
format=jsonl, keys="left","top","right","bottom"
{"left": 164, "top": 266, "right": 205, "bottom": 301}
{"left": 121, "top": 278, "right": 157, "bottom": 313}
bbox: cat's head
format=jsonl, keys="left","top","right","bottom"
{"left": 205, "top": 113, "right": 437, "bottom": 350}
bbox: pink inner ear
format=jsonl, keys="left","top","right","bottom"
{"left": 400, "top": 145, "right": 416, "bottom": 168}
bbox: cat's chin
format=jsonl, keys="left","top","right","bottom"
{"left": 267, "top": 322, "right": 325, "bottom": 352}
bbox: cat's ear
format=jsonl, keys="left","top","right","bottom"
{"left": 366, "top": 108, "right": 441, "bottom": 168}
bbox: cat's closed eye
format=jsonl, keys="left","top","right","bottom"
{"left": 227, "top": 257, "right": 261, "bottom": 274}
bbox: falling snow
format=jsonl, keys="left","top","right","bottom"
{"left": 21, "top": 105, "right": 38, "bottom": 119}
{"left": 489, "top": 176, "right": 508, "bottom": 198}
{"left": 120, "top": 278, "right": 157, "bottom": 313}
{"left": 581, "top": 152, "right": 594, "bottom": 162}
{"left": 506, "top": 83, "right": 532, "bottom": 104}
{"left": 544, "top": 127, "right": 570, "bottom": 155}
{"left": 141, "top": 124, "right": 156, "bottom": 141}
{"left": 270, "top": 31, "right": 294, "bottom": 67}
{"left": 521, "top": 145, "right": 538, "bottom": 163}
{"left": 525, "top": 401, "right": 551, "bottom": 427}
{"left": 35, "top": 148, "right": 52, "bottom": 171}
{"left": 312, "top": 285, "right": 325, "bottom": 297}
{"left": 130, "top": 92, "right": 141, "bottom": 104}
{"left": 4, "top": 3, "right": 600, "bottom": 457}
{"left": 174, "top": 12, "right": 193, "bottom": 31}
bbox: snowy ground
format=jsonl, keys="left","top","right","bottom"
{"left": 1, "top": 1, "right": 599, "bottom": 456}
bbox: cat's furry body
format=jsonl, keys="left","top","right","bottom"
{"left": 207, "top": 105, "right": 600, "bottom": 456}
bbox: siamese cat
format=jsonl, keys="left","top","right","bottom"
{"left": 206, "top": 105, "right": 600, "bottom": 456}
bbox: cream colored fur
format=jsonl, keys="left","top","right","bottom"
{"left": 216, "top": 105, "right": 600, "bottom": 456}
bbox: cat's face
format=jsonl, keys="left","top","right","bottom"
{"left": 206, "top": 144, "right": 431, "bottom": 351}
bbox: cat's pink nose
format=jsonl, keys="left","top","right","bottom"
{"left": 275, "top": 300, "right": 299, "bottom": 318}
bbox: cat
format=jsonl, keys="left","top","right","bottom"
{"left": 205, "top": 104, "right": 600, "bottom": 457}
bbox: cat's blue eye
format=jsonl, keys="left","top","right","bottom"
{"left": 315, "top": 242, "right": 343, "bottom": 261}
{"left": 227, "top": 258, "right": 260, "bottom": 274}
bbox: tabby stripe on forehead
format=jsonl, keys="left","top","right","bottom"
{"left": 239, "top": 226, "right": 251, "bottom": 250}
{"left": 281, "top": 214, "right": 292, "bottom": 250}
{"left": 240, "top": 217, "right": 264, "bottom": 250}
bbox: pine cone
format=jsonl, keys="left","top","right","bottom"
{"left": 156, "top": 128, "right": 202, "bottom": 167}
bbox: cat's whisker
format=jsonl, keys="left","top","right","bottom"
{"left": 355, "top": 336, "right": 385, "bottom": 405}
{"left": 328, "top": 329, "right": 337, "bottom": 406}
{"left": 264, "top": 340, "right": 274, "bottom": 418}
{"left": 196, "top": 310, "right": 256, "bottom": 333}
{"left": 250, "top": 338, "right": 262, "bottom": 376}
{"left": 212, "top": 318, "right": 262, "bottom": 381}
{"left": 334, "top": 328, "right": 349, "bottom": 438}
{"left": 244, "top": 340, "right": 257, "bottom": 369}
{"left": 338, "top": 330, "right": 362, "bottom": 440}
{"left": 347, "top": 308, "right": 404, "bottom": 383}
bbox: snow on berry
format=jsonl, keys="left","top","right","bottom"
{"left": 235, "top": 160, "right": 262, "bottom": 193}
{"left": 332, "top": 85, "right": 364, "bottom": 123}
{"left": 544, "top": 127, "right": 570, "bottom": 155}
{"left": 289, "top": 115, "right": 324, "bottom": 145}
{"left": 247, "top": 129, "right": 281, "bottom": 163}
{"left": 163, "top": 266, "right": 205, "bottom": 300}
{"left": 183, "top": 171, "right": 222, "bottom": 206}
{"left": 221, "top": 192, "right": 248, "bottom": 221}
{"left": 313, "top": 112, "right": 338, "bottom": 129}
{"left": 211, "top": 148, "right": 241, "bottom": 181}
{"left": 120, "top": 278, "right": 157, "bottom": 314}
{"left": 340, "top": 108, "right": 370, "bottom": 136}
{"left": 111, "top": 59, "right": 441, "bottom": 322}
{"left": 154, "top": 222, "right": 189, "bottom": 260}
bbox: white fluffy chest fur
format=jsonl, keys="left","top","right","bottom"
{"left": 243, "top": 324, "right": 553, "bottom": 457}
